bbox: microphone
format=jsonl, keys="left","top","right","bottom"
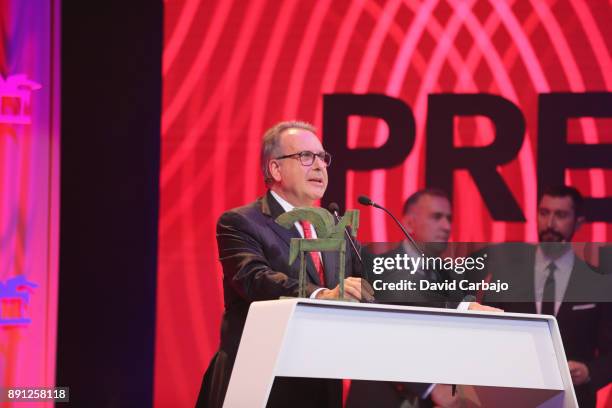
{"left": 328, "top": 201, "right": 341, "bottom": 213}
{"left": 359, "top": 196, "right": 475, "bottom": 394}
{"left": 357, "top": 195, "right": 374, "bottom": 207}
{"left": 328, "top": 202, "right": 362, "bottom": 264}
{"left": 357, "top": 195, "right": 423, "bottom": 255}
{"left": 329, "top": 202, "right": 376, "bottom": 303}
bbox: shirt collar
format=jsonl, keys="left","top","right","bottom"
{"left": 535, "top": 245, "right": 575, "bottom": 275}
{"left": 270, "top": 190, "right": 294, "bottom": 213}
{"left": 270, "top": 190, "right": 319, "bottom": 240}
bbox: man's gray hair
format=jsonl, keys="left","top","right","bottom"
{"left": 260, "top": 120, "right": 316, "bottom": 186}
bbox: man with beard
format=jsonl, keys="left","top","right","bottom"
{"left": 483, "top": 185, "right": 612, "bottom": 408}
{"left": 347, "top": 189, "right": 497, "bottom": 408}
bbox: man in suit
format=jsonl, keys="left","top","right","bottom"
{"left": 366, "top": 189, "right": 460, "bottom": 306}
{"left": 483, "top": 185, "right": 612, "bottom": 408}
{"left": 196, "top": 121, "right": 373, "bottom": 408}
{"left": 347, "top": 189, "right": 497, "bottom": 408}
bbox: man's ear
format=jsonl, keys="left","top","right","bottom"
{"left": 402, "top": 214, "right": 415, "bottom": 234}
{"left": 269, "top": 159, "right": 282, "bottom": 183}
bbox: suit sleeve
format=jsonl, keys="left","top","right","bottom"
{"left": 587, "top": 300, "right": 612, "bottom": 390}
{"left": 216, "top": 211, "right": 320, "bottom": 302}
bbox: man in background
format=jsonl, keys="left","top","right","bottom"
{"left": 483, "top": 185, "right": 612, "bottom": 408}
{"left": 347, "top": 188, "right": 492, "bottom": 408}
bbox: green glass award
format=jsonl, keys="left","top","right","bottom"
{"left": 276, "top": 207, "right": 359, "bottom": 299}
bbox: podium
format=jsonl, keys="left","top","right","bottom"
{"left": 223, "top": 299, "right": 578, "bottom": 407}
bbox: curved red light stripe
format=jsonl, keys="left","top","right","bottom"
{"left": 385, "top": 0, "right": 456, "bottom": 242}
{"left": 282, "top": 0, "right": 334, "bottom": 119}
{"left": 241, "top": 0, "right": 302, "bottom": 203}
{"left": 310, "top": 1, "right": 382, "bottom": 225}
{"left": 156, "top": 100, "right": 255, "bottom": 406}
{"left": 489, "top": 1, "right": 550, "bottom": 92}
{"left": 312, "top": 0, "right": 370, "bottom": 127}
{"left": 353, "top": 0, "right": 403, "bottom": 95}
{"left": 162, "top": 0, "right": 201, "bottom": 75}
{"left": 351, "top": 0, "right": 404, "bottom": 241}
{"left": 161, "top": 0, "right": 235, "bottom": 133}
{"left": 450, "top": 7, "right": 507, "bottom": 242}
{"left": 159, "top": 95, "right": 254, "bottom": 236}
{"left": 449, "top": 0, "right": 539, "bottom": 242}
{"left": 371, "top": 0, "right": 439, "bottom": 241}
{"left": 569, "top": 0, "right": 612, "bottom": 89}
{"left": 160, "top": 0, "right": 266, "bottom": 191}
{"left": 180, "top": 158, "right": 223, "bottom": 363}
{"left": 395, "top": 0, "right": 486, "bottom": 241}
{"left": 531, "top": 1, "right": 585, "bottom": 92}
{"left": 309, "top": 1, "right": 372, "bottom": 238}
{"left": 214, "top": 0, "right": 269, "bottom": 217}
{"left": 530, "top": 0, "right": 606, "bottom": 241}
{"left": 158, "top": 12, "right": 263, "bottom": 393}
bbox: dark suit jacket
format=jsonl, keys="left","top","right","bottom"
{"left": 481, "top": 244, "right": 612, "bottom": 408}
{"left": 197, "top": 192, "right": 362, "bottom": 408}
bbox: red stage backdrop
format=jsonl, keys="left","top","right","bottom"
{"left": 156, "top": 1, "right": 612, "bottom": 406}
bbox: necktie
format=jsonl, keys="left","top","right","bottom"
{"left": 299, "top": 220, "right": 326, "bottom": 286}
{"left": 541, "top": 262, "right": 556, "bottom": 315}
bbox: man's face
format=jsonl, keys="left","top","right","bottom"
{"left": 537, "top": 195, "right": 580, "bottom": 243}
{"left": 269, "top": 128, "right": 328, "bottom": 207}
{"left": 403, "top": 195, "right": 452, "bottom": 250}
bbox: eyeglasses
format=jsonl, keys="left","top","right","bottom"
{"left": 274, "top": 150, "right": 332, "bottom": 167}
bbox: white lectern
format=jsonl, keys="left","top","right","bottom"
{"left": 223, "top": 299, "right": 577, "bottom": 408}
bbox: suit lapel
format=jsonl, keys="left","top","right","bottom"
{"left": 556, "top": 255, "right": 587, "bottom": 320}
{"left": 322, "top": 250, "right": 338, "bottom": 288}
{"left": 562, "top": 260, "right": 581, "bottom": 303}
{"left": 524, "top": 245, "right": 537, "bottom": 303}
{"left": 262, "top": 192, "right": 322, "bottom": 285}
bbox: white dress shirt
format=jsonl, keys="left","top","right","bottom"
{"left": 534, "top": 246, "right": 574, "bottom": 315}
{"left": 270, "top": 190, "right": 319, "bottom": 239}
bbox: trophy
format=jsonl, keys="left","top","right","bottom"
{"left": 276, "top": 207, "right": 359, "bottom": 299}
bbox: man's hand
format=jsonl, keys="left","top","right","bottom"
{"left": 431, "top": 384, "right": 460, "bottom": 408}
{"left": 431, "top": 384, "right": 483, "bottom": 408}
{"left": 468, "top": 302, "right": 503, "bottom": 312}
{"left": 315, "top": 277, "right": 375, "bottom": 302}
{"left": 568, "top": 360, "right": 590, "bottom": 385}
